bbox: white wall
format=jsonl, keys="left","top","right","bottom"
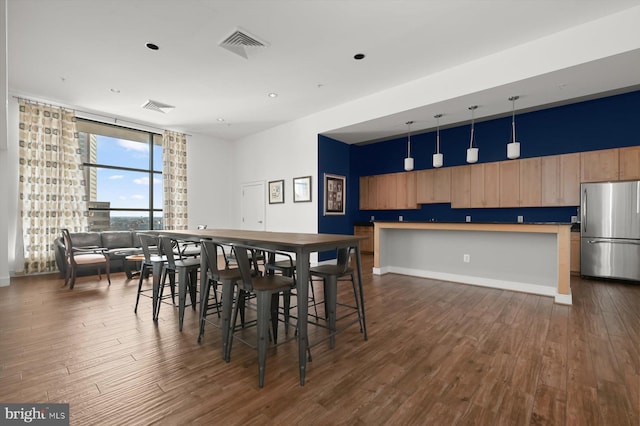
{"left": 186, "top": 132, "right": 235, "bottom": 229}
{"left": 231, "top": 118, "right": 320, "bottom": 233}
{"left": 1, "top": 0, "right": 10, "bottom": 285}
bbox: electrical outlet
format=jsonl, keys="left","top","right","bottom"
{"left": 571, "top": 215, "right": 578, "bottom": 223}
{"left": 517, "top": 215, "right": 524, "bottom": 223}
{"left": 465, "top": 215, "right": 471, "bottom": 223}
{"left": 399, "top": 215, "right": 403, "bottom": 222}
{"left": 463, "top": 254, "right": 470, "bottom": 263}
{"left": 370, "top": 215, "right": 375, "bottom": 221}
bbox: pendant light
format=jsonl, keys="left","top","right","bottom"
{"left": 404, "top": 120, "right": 414, "bottom": 171}
{"left": 507, "top": 95, "right": 521, "bottom": 159}
{"left": 433, "top": 114, "right": 443, "bottom": 168}
{"left": 466, "top": 105, "right": 478, "bottom": 163}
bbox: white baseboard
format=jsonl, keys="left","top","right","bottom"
{"left": 372, "top": 266, "right": 571, "bottom": 304}
{"left": 0, "top": 276, "right": 10, "bottom": 287}
{"left": 554, "top": 293, "right": 573, "bottom": 305}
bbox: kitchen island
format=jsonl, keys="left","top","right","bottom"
{"left": 373, "top": 222, "right": 572, "bottom": 305}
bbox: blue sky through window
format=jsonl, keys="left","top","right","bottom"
{"left": 92, "top": 135, "right": 162, "bottom": 216}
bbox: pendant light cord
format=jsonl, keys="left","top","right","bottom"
{"left": 510, "top": 96, "right": 517, "bottom": 143}
{"left": 468, "top": 106, "right": 477, "bottom": 149}
{"left": 435, "top": 114, "right": 442, "bottom": 154}
{"left": 406, "top": 121, "right": 413, "bottom": 157}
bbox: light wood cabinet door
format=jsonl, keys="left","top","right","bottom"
{"left": 396, "top": 172, "right": 418, "bottom": 209}
{"left": 450, "top": 165, "right": 471, "bottom": 208}
{"left": 570, "top": 232, "right": 580, "bottom": 274}
{"left": 542, "top": 153, "right": 580, "bottom": 206}
{"left": 499, "top": 160, "right": 520, "bottom": 208}
{"left": 581, "top": 148, "right": 619, "bottom": 182}
{"left": 519, "top": 157, "right": 542, "bottom": 207}
{"left": 470, "top": 162, "right": 500, "bottom": 208}
{"left": 359, "top": 176, "right": 370, "bottom": 210}
{"left": 432, "top": 168, "right": 451, "bottom": 203}
{"left": 416, "top": 168, "right": 451, "bottom": 204}
{"left": 619, "top": 146, "right": 640, "bottom": 181}
{"left": 377, "top": 173, "right": 397, "bottom": 210}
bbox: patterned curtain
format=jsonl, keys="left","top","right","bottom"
{"left": 18, "top": 100, "right": 88, "bottom": 273}
{"left": 162, "top": 130, "right": 188, "bottom": 230}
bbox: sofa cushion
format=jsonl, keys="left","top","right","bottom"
{"left": 101, "top": 231, "right": 135, "bottom": 249}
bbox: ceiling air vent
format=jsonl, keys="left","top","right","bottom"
{"left": 219, "top": 28, "right": 269, "bottom": 59}
{"left": 141, "top": 100, "right": 175, "bottom": 114}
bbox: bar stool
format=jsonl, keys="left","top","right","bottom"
{"left": 265, "top": 253, "right": 320, "bottom": 333}
{"left": 134, "top": 233, "right": 166, "bottom": 318}
{"left": 226, "top": 244, "right": 296, "bottom": 388}
{"left": 309, "top": 246, "right": 367, "bottom": 349}
{"left": 159, "top": 236, "right": 200, "bottom": 331}
{"left": 197, "top": 240, "right": 242, "bottom": 361}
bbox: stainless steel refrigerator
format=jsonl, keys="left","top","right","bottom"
{"left": 581, "top": 181, "right": 640, "bottom": 281}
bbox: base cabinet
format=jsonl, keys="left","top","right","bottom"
{"left": 571, "top": 232, "right": 580, "bottom": 274}
{"left": 354, "top": 225, "right": 374, "bottom": 253}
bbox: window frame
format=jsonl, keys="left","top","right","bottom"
{"left": 77, "top": 118, "right": 163, "bottom": 231}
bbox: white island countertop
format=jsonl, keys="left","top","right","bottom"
{"left": 373, "top": 221, "right": 572, "bottom": 304}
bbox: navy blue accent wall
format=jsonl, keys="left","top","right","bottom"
{"left": 316, "top": 90, "right": 640, "bottom": 235}
{"left": 317, "top": 134, "right": 354, "bottom": 261}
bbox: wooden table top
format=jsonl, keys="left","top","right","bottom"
{"left": 158, "top": 229, "right": 365, "bottom": 251}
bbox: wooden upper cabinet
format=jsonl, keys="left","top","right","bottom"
{"left": 359, "top": 176, "right": 370, "bottom": 210}
{"left": 499, "top": 160, "right": 520, "bottom": 208}
{"left": 360, "top": 172, "right": 418, "bottom": 210}
{"left": 581, "top": 148, "right": 619, "bottom": 182}
{"left": 396, "top": 172, "right": 418, "bottom": 209}
{"left": 416, "top": 168, "right": 451, "bottom": 204}
{"left": 619, "top": 146, "right": 640, "bottom": 181}
{"left": 542, "top": 153, "right": 580, "bottom": 206}
{"left": 376, "top": 173, "right": 397, "bottom": 210}
{"left": 519, "top": 157, "right": 542, "bottom": 207}
{"left": 470, "top": 162, "right": 500, "bottom": 208}
{"left": 450, "top": 165, "right": 471, "bottom": 208}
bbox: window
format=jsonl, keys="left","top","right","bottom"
{"left": 77, "top": 119, "right": 163, "bottom": 231}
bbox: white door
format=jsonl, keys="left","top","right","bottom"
{"left": 241, "top": 181, "right": 266, "bottom": 231}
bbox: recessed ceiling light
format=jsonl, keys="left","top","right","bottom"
{"left": 217, "top": 118, "right": 225, "bottom": 122}
{"left": 145, "top": 42, "right": 159, "bottom": 51}
{"left": 268, "top": 92, "right": 278, "bottom": 98}
{"left": 354, "top": 53, "right": 365, "bottom": 60}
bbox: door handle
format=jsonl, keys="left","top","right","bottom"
{"left": 583, "top": 189, "right": 587, "bottom": 233}
{"left": 588, "top": 239, "right": 640, "bottom": 246}
{"left": 258, "top": 221, "right": 263, "bottom": 224}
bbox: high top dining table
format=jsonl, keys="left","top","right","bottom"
{"left": 150, "top": 228, "right": 367, "bottom": 386}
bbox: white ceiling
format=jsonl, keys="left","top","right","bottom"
{"left": 7, "top": 0, "right": 640, "bottom": 144}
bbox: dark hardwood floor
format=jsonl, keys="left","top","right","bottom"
{"left": 1, "top": 255, "right": 638, "bottom": 425}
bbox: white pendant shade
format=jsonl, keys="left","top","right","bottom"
{"left": 433, "top": 153, "right": 443, "bottom": 168}
{"left": 404, "top": 157, "right": 414, "bottom": 171}
{"left": 466, "top": 147, "right": 479, "bottom": 163}
{"left": 507, "top": 141, "right": 520, "bottom": 159}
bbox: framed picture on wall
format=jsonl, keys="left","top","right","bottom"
{"left": 268, "top": 179, "right": 284, "bottom": 204}
{"left": 323, "top": 174, "right": 346, "bottom": 215}
{"left": 293, "top": 176, "right": 312, "bottom": 202}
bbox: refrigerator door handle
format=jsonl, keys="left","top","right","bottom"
{"left": 583, "top": 188, "right": 587, "bottom": 233}
{"left": 587, "top": 239, "right": 640, "bottom": 246}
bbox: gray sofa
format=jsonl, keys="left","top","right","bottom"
{"left": 54, "top": 231, "right": 143, "bottom": 278}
